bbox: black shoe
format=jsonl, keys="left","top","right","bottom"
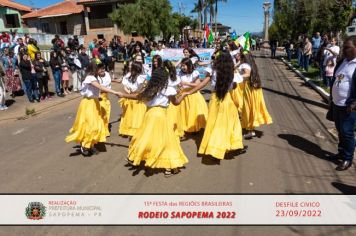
{"left": 336, "top": 160, "right": 352, "bottom": 171}
{"left": 80, "top": 146, "right": 91, "bottom": 157}
{"left": 90, "top": 147, "right": 100, "bottom": 155}
{"left": 36, "top": 98, "right": 40, "bottom": 103}
{"left": 29, "top": 99, "right": 34, "bottom": 103}
{"left": 57, "top": 93, "right": 65, "bottom": 97}
{"left": 244, "top": 132, "right": 256, "bottom": 140}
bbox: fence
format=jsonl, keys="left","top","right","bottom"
{"left": 17, "top": 33, "right": 85, "bottom": 46}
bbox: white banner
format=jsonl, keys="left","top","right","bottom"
{"left": 145, "top": 49, "right": 215, "bottom": 65}
{"left": 3, "top": 195, "right": 356, "bottom": 225}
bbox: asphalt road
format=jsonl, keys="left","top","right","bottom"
{"left": 1, "top": 51, "right": 355, "bottom": 235}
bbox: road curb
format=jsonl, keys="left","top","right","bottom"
{"left": 281, "top": 58, "right": 330, "bottom": 102}
{"left": 0, "top": 94, "right": 82, "bottom": 123}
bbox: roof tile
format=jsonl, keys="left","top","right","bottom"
{"left": 0, "top": 0, "right": 31, "bottom": 12}
{"left": 22, "top": 0, "right": 83, "bottom": 19}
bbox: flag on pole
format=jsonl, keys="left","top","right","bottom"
{"left": 230, "top": 30, "right": 237, "bottom": 40}
{"left": 203, "top": 24, "right": 214, "bottom": 48}
{"left": 235, "top": 32, "right": 251, "bottom": 53}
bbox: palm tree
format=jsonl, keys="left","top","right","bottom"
{"left": 191, "top": 0, "right": 203, "bottom": 29}
{"left": 213, "top": 0, "right": 227, "bottom": 37}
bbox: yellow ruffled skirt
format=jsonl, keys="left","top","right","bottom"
{"left": 65, "top": 98, "right": 106, "bottom": 148}
{"left": 118, "top": 98, "right": 147, "bottom": 136}
{"left": 241, "top": 81, "right": 273, "bottom": 130}
{"left": 198, "top": 92, "right": 244, "bottom": 160}
{"left": 180, "top": 91, "right": 208, "bottom": 133}
{"left": 231, "top": 82, "right": 244, "bottom": 113}
{"left": 167, "top": 102, "right": 184, "bottom": 137}
{"left": 128, "top": 106, "right": 188, "bottom": 169}
{"left": 99, "top": 93, "right": 111, "bottom": 137}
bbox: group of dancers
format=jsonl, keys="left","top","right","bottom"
{"left": 65, "top": 46, "right": 273, "bottom": 177}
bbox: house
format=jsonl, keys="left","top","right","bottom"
{"left": 77, "top": 0, "right": 136, "bottom": 43}
{"left": 22, "top": 0, "right": 85, "bottom": 35}
{"left": 0, "top": 0, "right": 32, "bottom": 33}
{"left": 213, "top": 23, "right": 231, "bottom": 37}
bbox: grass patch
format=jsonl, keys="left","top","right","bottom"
{"left": 290, "top": 59, "right": 330, "bottom": 93}
{"left": 25, "top": 108, "right": 36, "bottom": 116}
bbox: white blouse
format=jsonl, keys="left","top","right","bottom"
{"left": 146, "top": 86, "right": 177, "bottom": 108}
{"left": 81, "top": 75, "right": 100, "bottom": 98}
{"left": 205, "top": 68, "right": 243, "bottom": 90}
{"left": 98, "top": 72, "right": 112, "bottom": 89}
{"left": 178, "top": 70, "right": 200, "bottom": 89}
{"left": 122, "top": 73, "right": 146, "bottom": 93}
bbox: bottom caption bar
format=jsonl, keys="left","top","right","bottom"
{"left": 2, "top": 195, "right": 356, "bottom": 225}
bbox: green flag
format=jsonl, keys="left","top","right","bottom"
{"left": 208, "top": 30, "right": 214, "bottom": 44}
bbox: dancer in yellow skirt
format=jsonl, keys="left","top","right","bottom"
{"left": 230, "top": 49, "right": 244, "bottom": 112}
{"left": 118, "top": 61, "right": 147, "bottom": 137}
{"left": 118, "top": 67, "right": 188, "bottom": 177}
{"left": 98, "top": 65, "right": 112, "bottom": 137}
{"left": 164, "top": 60, "right": 184, "bottom": 138}
{"left": 65, "top": 62, "right": 120, "bottom": 156}
{"left": 178, "top": 58, "right": 208, "bottom": 133}
{"left": 238, "top": 53, "right": 273, "bottom": 139}
{"left": 182, "top": 51, "right": 245, "bottom": 160}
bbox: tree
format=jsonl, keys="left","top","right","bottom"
{"left": 191, "top": 0, "right": 203, "bottom": 29}
{"left": 270, "top": 0, "right": 355, "bottom": 42}
{"left": 110, "top": 0, "right": 173, "bottom": 39}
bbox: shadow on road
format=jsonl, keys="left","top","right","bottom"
{"left": 278, "top": 134, "right": 335, "bottom": 162}
{"left": 263, "top": 87, "right": 328, "bottom": 109}
{"left": 332, "top": 182, "right": 356, "bottom": 194}
{"left": 104, "top": 142, "right": 129, "bottom": 148}
{"left": 5, "top": 99, "right": 15, "bottom": 107}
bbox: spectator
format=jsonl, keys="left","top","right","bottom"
{"left": 0, "top": 62, "right": 6, "bottom": 110}
{"left": 324, "top": 58, "right": 335, "bottom": 88}
{"left": 23, "top": 33, "right": 30, "bottom": 45}
{"left": 330, "top": 36, "right": 356, "bottom": 171}
{"left": 297, "top": 35, "right": 305, "bottom": 68}
{"left": 323, "top": 37, "right": 340, "bottom": 70}
{"left": 284, "top": 39, "right": 292, "bottom": 62}
{"left": 311, "top": 32, "right": 321, "bottom": 65}
{"left": 14, "top": 38, "right": 26, "bottom": 57}
{"left": 51, "top": 35, "right": 64, "bottom": 49}
{"left": 2, "top": 48, "right": 20, "bottom": 98}
{"left": 19, "top": 53, "right": 36, "bottom": 102}
{"left": 50, "top": 51, "right": 64, "bottom": 97}
{"left": 68, "top": 50, "right": 82, "bottom": 92}
{"left": 33, "top": 52, "right": 50, "bottom": 100}
{"left": 270, "top": 39, "right": 277, "bottom": 59}
{"left": 0, "top": 32, "right": 11, "bottom": 50}
{"left": 27, "top": 38, "right": 39, "bottom": 61}
{"left": 302, "top": 37, "right": 312, "bottom": 72}
{"left": 73, "top": 35, "right": 80, "bottom": 51}
{"left": 88, "top": 38, "right": 97, "bottom": 54}
{"left": 110, "top": 37, "right": 120, "bottom": 61}
{"left": 60, "top": 49, "right": 70, "bottom": 94}
{"left": 78, "top": 46, "right": 90, "bottom": 82}
{"left": 251, "top": 38, "right": 256, "bottom": 51}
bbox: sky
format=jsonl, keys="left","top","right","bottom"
{"left": 15, "top": 0, "right": 274, "bottom": 35}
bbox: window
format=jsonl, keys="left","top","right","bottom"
{"left": 5, "top": 14, "right": 20, "bottom": 28}
{"left": 42, "top": 23, "right": 50, "bottom": 33}
{"left": 349, "top": 27, "right": 355, "bottom": 33}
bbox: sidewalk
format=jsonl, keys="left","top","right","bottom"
{"left": 0, "top": 62, "right": 124, "bottom": 123}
